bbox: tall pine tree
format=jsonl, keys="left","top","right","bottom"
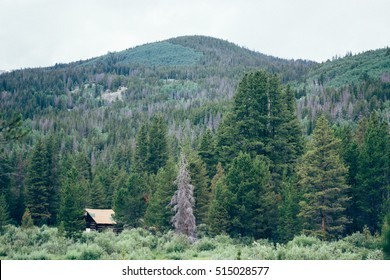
{"left": 277, "top": 179, "right": 301, "bottom": 243}
{"left": 198, "top": 129, "right": 217, "bottom": 178}
{"left": 135, "top": 123, "right": 149, "bottom": 174}
{"left": 215, "top": 71, "right": 303, "bottom": 186}
{"left": 225, "top": 152, "right": 276, "bottom": 239}
{"left": 147, "top": 115, "right": 169, "bottom": 174}
{"left": 208, "top": 168, "right": 229, "bottom": 236}
{"left": 269, "top": 85, "right": 304, "bottom": 179}
{"left": 26, "top": 139, "right": 51, "bottom": 226}
{"left": 144, "top": 158, "right": 177, "bottom": 230}
{"left": 0, "top": 194, "right": 10, "bottom": 231}
{"left": 335, "top": 124, "right": 360, "bottom": 234}
{"left": 113, "top": 172, "right": 147, "bottom": 228}
{"left": 58, "top": 167, "right": 87, "bottom": 238}
{"left": 297, "top": 116, "right": 350, "bottom": 240}
{"left": 44, "top": 135, "right": 60, "bottom": 225}
{"left": 355, "top": 112, "right": 390, "bottom": 232}
{"left": 188, "top": 152, "right": 210, "bottom": 225}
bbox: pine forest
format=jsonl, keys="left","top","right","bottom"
{"left": 0, "top": 36, "right": 389, "bottom": 260}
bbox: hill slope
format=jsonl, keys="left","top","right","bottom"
{"left": 0, "top": 35, "right": 315, "bottom": 124}
{"left": 296, "top": 47, "right": 390, "bottom": 131}
{"left": 1, "top": 36, "right": 389, "bottom": 136}
{"left": 83, "top": 41, "right": 204, "bottom": 67}
{"left": 306, "top": 48, "right": 390, "bottom": 87}
{"left": 77, "top": 35, "right": 315, "bottom": 70}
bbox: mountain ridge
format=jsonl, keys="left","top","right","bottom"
{"left": 45, "top": 35, "right": 316, "bottom": 72}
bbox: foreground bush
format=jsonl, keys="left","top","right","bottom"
{"left": 0, "top": 225, "right": 384, "bottom": 260}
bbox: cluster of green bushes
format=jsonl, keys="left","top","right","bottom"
{"left": 0, "top": 225, "right": 384, "bottom": 260}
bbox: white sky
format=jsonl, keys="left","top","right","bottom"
{"left": 1, "top": 0, "right": 389, "bottom": 70}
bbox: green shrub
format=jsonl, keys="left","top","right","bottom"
{"left": 366, "top": 250, "right": 383, "bottom": 260}
{"left": 65, "top": 249, "right": 82, "bottom": 260}
{"left": 203, "top": 244, "right": 241, "bottom": 260}
{"left": 79, "top": 244, "right": 104, "bottom": 260}
{"left": 95, "top": 231, "right": 116, "bottom": 255}
{"left": 196, "top": 238, "right": 216, "bottom": 252}
{"left": 288, "top": 235, "right": 322, "bottom": 248}
{"left": 79, "top": 231, "right": 99, "bottom": 244}
{"left": 242, "top": 242, "right": 277, "bottom": 260}
{"left": 343, "top": 231, "right": 381, "bottom": 250}
{"left": 0, "top": 226, "right": 386, "bottom": 260}
{"left": 126, "top": 247, "right": 155, "bottom": 260}
{"left": 28, "top": 250, "right": 51, "bottom": 260}
{"left": 382, "top": 215, "right": 390, "bottom": 259}
{"left": 33, "top": 226, "right": 57, "bottom": 246}
{"left": 168, "top": 253, "right": 183, "bottom": 260}
{"left": 214, "top": 234, "right": 233, "bottom": 245}
{"left": 164, "top": 234, "right": 190, "bottom": 253}
{"left": 41, "top": 237, "right": 69, "bottom": 256}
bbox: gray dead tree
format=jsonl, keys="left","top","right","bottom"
{"left": 170, "top": 153, "right": 196, "bottom": 241}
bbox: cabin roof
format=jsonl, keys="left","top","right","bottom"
{"left": 85, "top": 208, "right": 116, "bottom": 225}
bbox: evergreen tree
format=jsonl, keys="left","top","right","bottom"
{"left": 113, "top": 142, "right": 133, "bottom": 172}
{"left": 267, "top": 73, "right": 285, "bottom": 145}
{"left": 198, "top": 129, "right": 216, "bottom": 178}
{"left": 111, "top": 168, "right": 130, "bottom": 203}
{"left": 225, "top": 152, "right": 275, "bottom": 239}
{"left": 92, "top": 164, "right": 118, "bottom": 208}
{"left": 44, "top": 135, "right": 60, "bottom": 225}
{"left": 214, "top": 113, "right": 239, "bottom": 167}
{"left": 1, "top": 114, "right": 27, "bottom": 225}
{"left": 269, "top": 85, "right": 304, "bottom": 179}
{"left": 383, "top": 215, "right": 390, "bottom": 260}
{"left": 113, "top": 172, "right": 147, "bottom": 228}
{"left": 355, "top": 112, "right": 390, "bottom": 232}
{"left": 6, "top": 154, "right": 25, "bottom": 225}
{"left": 0, "top": 194, "right": 10, "bottom": 231}
{"left": 355, "top": 117, "right": 368, "bottom": 145}
{"left": 170, "top": 153, "right": 196, "bottom": 240}
{"left": 336, "top": 125, "right": 360, "bottom": 233}
{"left": 26, "top": 139, "right": 51, "bottom": 226}
{"left": 0, "top": 113, "right": 27, "bottom": 145}
{"left": 21, "top": 208, "right": 34, "bottom": 229}
{"left": 297, "top": 116, "right": 350, "bottom": 240}
{"left": 215, "top": 71, "right": 303, "bottom": 185}
{"left": 135, "top": 123, "right": 149, "bottom": 174}
{"left": 144, "top": 158, "right": 177, "bottom": 230}
{"left": 188, "top": 152, "right": 210, "bottom": 225}
{"left": 210, "top": 162, "right": 224, "bottom": 193}
{"left": 231, "top": 71, "right": 269, "bottom": 157}
{"left": 208, "top": 174, "right": 229, "bottom": 235}
{"left": 90, "top": 177, "right": 107, "bottom": 209}
{"left": 0, "top": 154, "right": 11, "bottom": 221}
{"left": 147, "top": 115, "right": 169, "bottom": 174}
{"left": 277, "top": 180, "right": 301, "bottom": 242}
{"left": 74, "top": 153, "right": 92, "bottom": 183}
{"left": 0, "top": 154, "right": 11, "bottom": 196}
{"left": 58, "top": 167, "right": 87, "bottom": 238}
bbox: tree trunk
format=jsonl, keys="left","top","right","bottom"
{"left": 321, "top": 209, "right": 326, "bottom": 235}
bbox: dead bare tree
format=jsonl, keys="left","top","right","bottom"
{"left": 170, "top": 153, "right": 196, "bottom": 241}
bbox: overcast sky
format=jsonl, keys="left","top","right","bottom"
{"left": 1, "top": 0, "right": 389, "bottom": 70}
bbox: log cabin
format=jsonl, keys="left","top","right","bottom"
{"left": 84, "top": 208, "right": 117, "bottom": 232}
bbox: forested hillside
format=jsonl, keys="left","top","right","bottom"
{"left": 0, "top": 36, "right": 389, "bottom": 259}
{"left": 296, "top": 47, "right": 390, "bottom": 133}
